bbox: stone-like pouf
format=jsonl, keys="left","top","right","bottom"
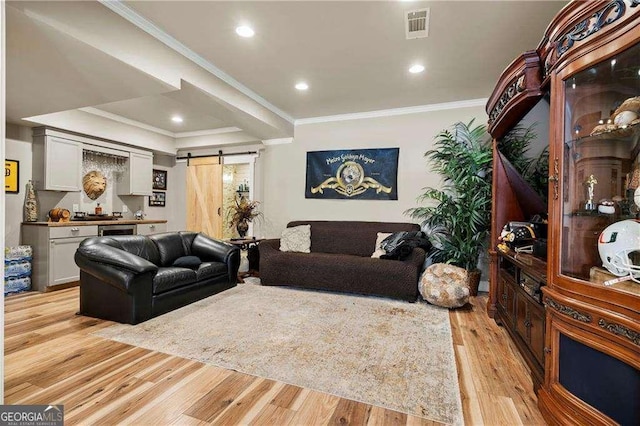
{"left": 419, "top": 263, "right": 470, "bottom": 308}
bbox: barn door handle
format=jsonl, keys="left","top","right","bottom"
{"left": 218, "top": 207, "right": 221, "bottom": 216}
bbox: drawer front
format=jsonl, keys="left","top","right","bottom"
{"left": 137, "top": 223, "right": 167, "bottom": 235}
{"left": 49, "top": 225, "right": 98, "bottom": 239}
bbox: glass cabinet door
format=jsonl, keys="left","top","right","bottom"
{"left": 561, "top": 42, "right": 640, "bottom": 292}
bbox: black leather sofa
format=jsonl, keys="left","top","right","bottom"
{"left": 75, "top": 232, "right": 240, "bottom": 324}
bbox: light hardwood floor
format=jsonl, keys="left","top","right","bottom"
{"left": 4, "top": 288, "right": 546, "bottom": 425}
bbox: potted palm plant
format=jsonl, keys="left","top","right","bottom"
{"left": 406, "top": 120, "right": 492, "bottom": 295}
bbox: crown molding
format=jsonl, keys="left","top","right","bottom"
{"left": 98, "top": 0, "right": 295, "bottom": 125}
{"left": 295, "top": 98, "right": 488, "bottom": 125}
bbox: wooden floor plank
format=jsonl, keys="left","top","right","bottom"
{"left": 4, "top": 288, "right": 546, "bottom": 426}
{"left": 367, "top": 405, "right": 407, "bottom": 426}
{"left": 287, "top": 390, "right": 341, "bottom": 425}
{"left": 9, "top": 347, "right": 155, "bottom": 406}
{"left": 210, "top": 377, "right": 277, "bottom": 425}
{"left": 64, "top": 377, "right": 155, "bottom": 425}
{"left": 118, "top": 364, "right": 232, "bottom": 425}
{"left": 249, "top": 403, "right": 296, "bottom": 426}
{"left": 270, "top": 383, "right": 303, "bottom": 409}
{"left": 237, "top": 381, "right": 286, "bottom": 425}
{"left": 29, "top": 352, "right": 168, "bottom": 410}
{"left": 184, "top": 372, "right": 256, "bottom": 422}
{"left": 78, "top": 361, "right": 206, "bottom": 425}
{"left": 327, "top": 398, "right": 373, "bottom": 425}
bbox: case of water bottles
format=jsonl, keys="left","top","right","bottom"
{"left": 4, "top": 245, "right": 33, "bottom": 295}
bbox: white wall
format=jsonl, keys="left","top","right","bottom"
{"left": 519, "top": 97, "right": 550, "bottom": 158}
{"left": 145, "top": 154, "right": 186, "bottom": 231}
{"left": 4, "top": 137, "right": 32, "bottom": 247}
{"left": 258, "top": 104, "right": 488, "bottom": 238}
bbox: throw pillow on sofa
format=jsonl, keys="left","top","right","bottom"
{"left": 172, "top": 255, "right": 202, "bottom": 269}
{"left": 280, "top": 225, "right": 311, "bottom": 253}
{"left": 371, "top": 232, "right": 392, "bottom": 258}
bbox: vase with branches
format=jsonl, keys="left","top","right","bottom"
{"left": 227, "top": 197, "right": 262, "bottom": 238}
{"left": 406, "top": 120, "right": 492, "bottom": 294}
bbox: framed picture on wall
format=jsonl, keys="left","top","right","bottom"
{"left": 149, "top": 191, "right": 166, "bottom": 207}
{"left": 5, "top": 159, "right": 19, "bottom": 194}
{"left": 305, "top": 148, "right": 399, "bottom": 200}
{"left": 152, "top": 169, "right": 167, "bottom": 190}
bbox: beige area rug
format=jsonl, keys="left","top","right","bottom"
{"left": 95, "top": 280, "right": 463, "bottom": 424}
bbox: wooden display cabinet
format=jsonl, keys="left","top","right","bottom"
{"left": 488, "top": 1, "right": 640, "bottom": 425}
{"left": 495, "top": 249, "right": 547, "bottom": 391}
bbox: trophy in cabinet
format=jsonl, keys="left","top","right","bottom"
{"left": 584, "top": 174, "right": 597, "bottom": 211}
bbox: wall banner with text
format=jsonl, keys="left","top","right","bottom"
{"left": 305, "top": 148, "right": 398, "bottom": 200}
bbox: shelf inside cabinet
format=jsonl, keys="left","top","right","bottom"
{"left": 567, "top": 121, "right": 640, "bottom": 146}
{"left": 498, "top": 246, "right": 547, "bottom": 283}
{"left": 589, "top": 267, "right": 640, "bottom": 297}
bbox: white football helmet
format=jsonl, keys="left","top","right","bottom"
{"left": 597, "top": 219, "right": 640, "bottom": 282}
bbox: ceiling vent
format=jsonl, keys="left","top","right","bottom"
{"left": 405, "top": 8, "right": 430, "bottom": 40}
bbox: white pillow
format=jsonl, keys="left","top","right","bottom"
{"left": 371, "top": 232, "right": 392, "bottom": 258}
{"left": 280, "top": 225, "right": 311, "bottom": 253}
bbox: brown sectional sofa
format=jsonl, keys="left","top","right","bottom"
{"left": 259, "top": 221, "right": 426, "bottom": 301}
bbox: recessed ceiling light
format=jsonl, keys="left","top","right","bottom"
{"left": 235, "top": 25, "right": 255, "bottom": 38}
{"left": 171, "top": 116, "right": 183, "bottom": 123}
{"left": 409, "top": 64, "right": 425, "bottom": 74}
{"left": 295, "top": 82, "right": 309, "bottom": 91}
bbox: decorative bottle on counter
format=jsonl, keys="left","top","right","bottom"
{"left": 95, "top": 203, "right": 103, "bottom": 215}
{"left": 23, "top": 180, "right": 39, "bottom": 222}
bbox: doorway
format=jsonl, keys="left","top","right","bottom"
{"left": 185, "top": 153, "right": 258, "bottom": 240}
{"left": 222, "top": 163, "right": 252, "bottom": 239}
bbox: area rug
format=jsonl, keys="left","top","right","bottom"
{"left": 95, "top": 281, "right": 463, "bottom": 424}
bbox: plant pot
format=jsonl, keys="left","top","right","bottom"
{"left": 466, "top": 269, "right": 481, "bottom": 296}
{"left": 236, "top": 220, "right": 249, "bottom": 238}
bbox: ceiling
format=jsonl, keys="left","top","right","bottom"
{"left": 5, "top": 0, "right": 567, "bottom": 149}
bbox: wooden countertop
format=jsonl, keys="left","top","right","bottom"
{"left": 22, "top": 219, "right": 167, "bottom": 227}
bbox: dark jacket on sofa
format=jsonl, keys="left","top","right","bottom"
{"left": 75, "top": 232, "right": 240, "bottom": 324}
{"left": 259, "top": 221, "right": 426, "bottom": 301}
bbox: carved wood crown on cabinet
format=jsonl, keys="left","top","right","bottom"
{"left": 542, "top": 0, "right": 640, "bottom": 80}
{"left": 485, "top": 50, "right": 543, "bottom": 140}
{"left": 487, "top": 1, "right": 640, "bottom": 425}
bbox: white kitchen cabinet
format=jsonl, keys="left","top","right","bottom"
{"left": 32, "top": 134, "right": 83, "bottom": 191}
{"left": 49, "top": 236, "right": 87, "bottom": 286}
{"left": 136, "top": 222, "right": 167, "bottom": 235}
{"left": 118, "top": 152, "right": 153, "bottom": 196}
{"left": 22, "top": 225, "right": 98, "bottom": 291}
